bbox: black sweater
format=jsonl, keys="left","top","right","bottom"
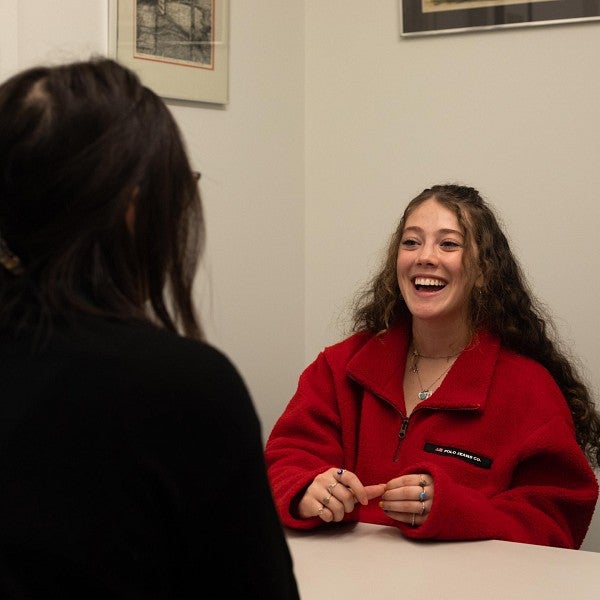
{"left": 0, "top": 315, "right": 299, "bottom": 599}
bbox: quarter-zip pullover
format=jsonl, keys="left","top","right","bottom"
{"left": 265, "top": 321, "right": 598, "bottom": 549}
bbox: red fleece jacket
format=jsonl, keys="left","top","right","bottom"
{"left": 265, "top": 323, "right": 598, "bottom": 549}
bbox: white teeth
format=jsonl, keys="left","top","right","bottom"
{"left": 414, "top": 277, "right": 445, "bottom": 286}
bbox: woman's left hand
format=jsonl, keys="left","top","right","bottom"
{"left": 378, "top": 473, "right": 433, "bottom": 528}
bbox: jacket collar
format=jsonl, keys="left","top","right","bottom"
{"left": 346, "top": 320, "right": 500, "bottom": 414}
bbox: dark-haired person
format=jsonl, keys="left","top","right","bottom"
{"left": 0, "top": 57, "right": 299, "bottom": 598}
{"left": 266, "top": 184, "right": 599, "bottom": 549}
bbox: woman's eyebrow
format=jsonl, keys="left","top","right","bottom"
{"left": 403, "top": 225, "right": 464, "bottom": 237}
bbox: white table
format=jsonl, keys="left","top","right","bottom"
{"left": 285, "top": 522, "right": 600, "bottom": 599}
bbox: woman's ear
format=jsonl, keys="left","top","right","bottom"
{"left": 125, "top": 202, "right": 136, "bottom": 233}
{"left": 124, "top": 186, "right": 139, "bottom": 233}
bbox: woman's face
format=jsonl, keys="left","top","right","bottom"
{"left": 397, "top": 197, "right": 480, "bottom": 326}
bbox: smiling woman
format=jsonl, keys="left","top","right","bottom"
{"left": 265, "top": 183, "right": 600, "bottom": 550}
{"left": 397, "top": 197, "right": 480, "bottom": 338}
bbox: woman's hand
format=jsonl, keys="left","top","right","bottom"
{"left": 298, "top": 468, "right": 386, "bottom": 522}
{"left": 379, "top": 473, "right": 433, "bottom": 527}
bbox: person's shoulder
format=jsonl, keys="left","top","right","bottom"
{"left": 77, "top": 315, "right": 229, "bottom": 364}
{"left": 321, "top": 329, "right": 373, "bottom": 358}
{"left": 476, "top": 330, "right": 552, "bottom": 379}
{"left": 324, "top": 319, "right": 411, "bottom": 354}
{"left": 497, "top": 346, "right": 554, "bottom": 380}
{"left": 495, "top": 343, "right": 568, "bottom": 409}
{"left": 470, "top": 329, "right": 561, "bottom": 390}
{"left": 64, "top": 315, "right": 249, "bottom": 400}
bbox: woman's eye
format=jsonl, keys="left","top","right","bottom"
{"left": 401, "top": 239, "right": 418, "bottom": 248}
{"left": 441, "top": 240, "right": 461, "bottom": 249}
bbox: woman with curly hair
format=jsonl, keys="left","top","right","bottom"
{"left": 266, "top": 183, "right": 599, "bottom": 549}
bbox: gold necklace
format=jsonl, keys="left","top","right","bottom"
{"left": 410, "top": 348, "right": 461, "bottom": 401}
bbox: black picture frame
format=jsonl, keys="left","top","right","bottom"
{"left": 400, "top": 0, "right": 600, "bottom": 37}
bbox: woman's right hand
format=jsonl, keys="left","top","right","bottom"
{"left": 298, "top": 468, "right": 386, "bottom": 522}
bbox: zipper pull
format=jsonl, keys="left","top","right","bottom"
{"left": 398, "top": 417, "right": 409, "bottom": 439}
{"left": 392, "top": 417, "right": 410, "bottom": 462}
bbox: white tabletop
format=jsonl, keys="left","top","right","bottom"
{"left": 285, "top": 522, "right": 600, "bottom": 599}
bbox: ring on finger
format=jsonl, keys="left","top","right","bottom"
{"left": 418, "top": 490, "right": 427, "bottom": 501}
{"left": 327, "top": 481, "right": 339, "bottom": 493}
{"left": 411, "top": 513, "right": 416, "bottom": 527}
{"left": 419, "top": 475, "right": 427, "bottom": 489}
{"left": 317, "top": 504, "right": 325, "bottom": 516}
{"left": 420, "top": 501, "right": 425, "bottom": 516}
{"left": 322, "top": 494, "right": 332, "bottom": 506}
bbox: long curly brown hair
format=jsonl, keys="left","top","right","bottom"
{"left": 351, "top": 184, "right": 600, "bottom": 468}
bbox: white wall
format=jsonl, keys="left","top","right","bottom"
{"left": 3, "top": 0, "right": 599, "bottom": 551}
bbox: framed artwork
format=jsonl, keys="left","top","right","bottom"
{"left": 108, "top": 0, "right": 229, "bottom": 104}
{"left": 399, "top": 0, "right": 600, "bottom": 37}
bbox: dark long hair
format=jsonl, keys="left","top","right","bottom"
{"left": 352, "top": 184, "right": 600, "bottom": 467}
{"left": 0, "top": 57, "right": 204, "bottom": 339}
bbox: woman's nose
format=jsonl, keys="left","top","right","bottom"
{"left": 416, "top": 244, "right": 436, "bottom": 265}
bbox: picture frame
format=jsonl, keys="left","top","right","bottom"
{"left": 108, "top": 0, "right": 229, "bottom": 104}
{"left": 399, "top": 0, "right": 600, "bottom": 37}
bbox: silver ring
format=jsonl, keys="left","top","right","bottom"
{"left": 411, "top": 513, "right": 416, "bottom": 527}
{"left": 419, "top": 490, "right": 427, "bottom": 502}
{"left": 420, "top": 502, "right": 425, "bottom": 516}
{"left": 336, "top": 468, "right": 345, "bottom": 478}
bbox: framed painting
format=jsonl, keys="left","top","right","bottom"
{"left": 108, "top": 0, "right": 229, "bottom": 104}
{"left": 399, "top": 0, "right": 600, "bottom": 37}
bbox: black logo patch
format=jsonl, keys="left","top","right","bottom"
{"left": 424, "top": 442, "right": 492, "bottom": 469}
